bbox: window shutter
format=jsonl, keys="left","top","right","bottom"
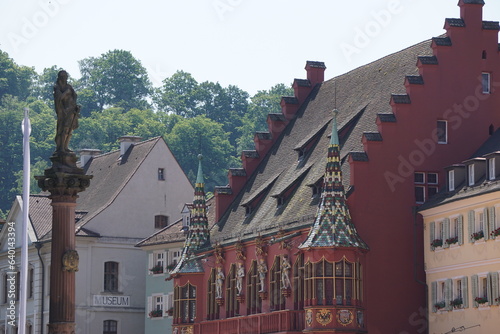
{"left": 445, "top": 279, "right": 453, "bottom": 310}
{"left": 487, "top": 273, "right": 493, "bottom": 306}
{"left": 468, "top": 211, "right": 475, "bottom": 243}
{"left": 490, "top": 272, "right": 499, "bottom": 306}
{"left": 462, "top": 276, "right": 469, "bottom": 308}
{"left": 163, "top": 251, "right": 167, "bottom": 270}
{"left": 430, "top": 222, "right": 436, "bottom": 251}
{"left": 484, "top": 208, "right": 490, "bottom": 240}
{"left": 489, "top": 207, "right": 496, "bottom": 239}
{"left": 431, "top": 281, "right": 437, "bottom": 312}
{"left": 148, "top": 253, "right": 153, "bottom": 274}
{"left": 471, "top": 275, "right": 479, "bottom": 308}
{"left": 147, "top": 296, "right": 152, "bottom": 314}
{"left": 458, "top": 215, "right": 464, "bottom": 245}
{"left": 443, "top": 219, "right": 450, "bottom": 248}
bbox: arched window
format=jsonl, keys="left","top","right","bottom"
{"left": 246, "top": 261, "right": 261, "bottom": 315}
{"left": 270, "top": 257, "right": 285, "bottom": 311}
{"left": 293, "top": 254, "right": 304, "bottom": 310}
{"left": 207, "top": 269, "right": 219, "bottom": 320}
{"left": 174, "top": 283, "right": 196, "bottom": 323}
{"left": 225, "top": 264, "right": 239, "bottom": 317}
{"left": 305, "top": 258, "right": 362, "bottom": 306}
{"left": 104, "top": 262, "right": 119, "bottom": 292}
{"left": 103, "top": 320, "right": 117, "bottom": 334}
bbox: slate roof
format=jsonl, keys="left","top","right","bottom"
{"left": 75, "top": 137, "right": 162, "bottom": 230}
{"left": 212, "top": 39, "right": 433, "bottom": 244}
{"left": 29, "top": 137, "right": 164, "bottom": 241}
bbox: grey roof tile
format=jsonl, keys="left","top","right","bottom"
{"left": 378, "top": 113, "right": 397, "bottom": 123}
{"left": 418, "top": 56, "right": 438, "bottom": 65}
{"left": 445, "top": 18, "right": 465, "bottom": 27}
{"left": 306, "top": 61, "right": 326, "bottom": 69}
{"left": 406, "top": 75, "right": 424, "bottom": 85}
{"left": 432, "top": 37, "right": 452, "bottom": 46}
{"left": 363, "top": 132, "right": 383, "bottom": 141}
{"left": 392, "top": 94, "right": 411, "bottom": 104}
{"left": 483, "top": 21, "right": 500, "bottom": 30}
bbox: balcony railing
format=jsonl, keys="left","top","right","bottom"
{"left": 175, "top": 310, "right": 304, "bottom": 334}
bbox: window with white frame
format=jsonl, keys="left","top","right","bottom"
{"left": 166, "top": 249, "right": 181, "bottom": 272}
{"left": 149, "top": 251, "right": 165, "bottom": 274}
{"left": 452, "top": 277, "right": 468, "bottom": 309}
{"left": 448, "top": 170, "right": 455, "bottom": 191}
{"left": 488, "top": 158, "right": 496, "bottom": 180}
{"left": 437, "top": 121, "right": 448, "bottom": 144}
{"left": 468, "top": 164, "right": 475, "bottom": 186}
{"left": 415, "top": 172, "right": 439, "bottom": 204}
{"left": 148, "top": 294, "right": 164, "bottom": 318}
{"left": 158, "top": 168, "right": 165, "bottom": 181}
{"left": 482, "top": 72, "right": 491, "bottom": 94}
{"left": 477, "top": 212, "right": 485, "bottom": 234}
{"left": 471, "top": 273, "right": 499, "bottom": 307}
{"left": 103, "top": 320, "right": 117, "bottom": 334}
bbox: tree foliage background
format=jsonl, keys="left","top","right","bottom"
{"left": 0, "top": 49, "right": 293, "bottom": 217}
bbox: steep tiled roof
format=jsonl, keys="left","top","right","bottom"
{"left": 213, "top": 39, "right": 433, "bottom": 244}
{"left": 75, "top": 137, "right": 161, "bottom": 229}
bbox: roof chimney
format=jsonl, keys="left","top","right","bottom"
{"left": 459, "top": 0, "right": 484, "bottom": 30}
{"left": 79, "top": 149, "right": 102, "bottom": 167}
{"left": 119, "top": 136, "right": 142, "bottom": 156}
{"left": 305, "top": 61, "right": 326, "bottom": 87}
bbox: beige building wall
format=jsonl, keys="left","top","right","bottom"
{"left": 421, "top": 191, "right": 500, "bottom": 334}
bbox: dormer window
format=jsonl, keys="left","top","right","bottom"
{"left": 488, "top": 158, "right": 496, "bottom": 181}
{"left": 468, "top": 164, "right": 475, "bottom": 186}
{"left": 482, "top": 73, "right": 491, "bottom": 94}
{"left": 276, "top": 197, "right": 285, "bottom": 207}
{"left": 298, "top": 149, "right": 305, "bottom": 161}
{"left": 245, "top": 205, "right": 252, "bottom": 216}
{"left": 155, "top": 215, "right": 169, "bottom": 229}
{"left": 448, "top": 170, "right": 455, "bottom": 191}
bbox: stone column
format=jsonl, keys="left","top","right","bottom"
{"left": 37, "top": 154, "right": 92, "bottom": 334}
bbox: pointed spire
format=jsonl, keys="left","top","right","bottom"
{"left": 300, "top": 110, "right": 368, "bottom": 249}
{"left": 186, "top": 154, "right": 209, "bottom": 251}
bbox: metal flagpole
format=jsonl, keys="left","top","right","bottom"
{"left": 19, "top": 107, "right": 31, "bottom": 334}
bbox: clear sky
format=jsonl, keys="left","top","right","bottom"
{"left": 1, "top": 0, "right": 500, "bottom": 95}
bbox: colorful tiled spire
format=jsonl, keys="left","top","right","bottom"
{"left": 300, "top": 110, "right": 368, "bottom": 249}
{"left": 187, "top": 154, "right": 210, "bottom": 250}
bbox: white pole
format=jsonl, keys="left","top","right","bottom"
{"left": 19, "top": 107, "right": 31, "bottom": 334}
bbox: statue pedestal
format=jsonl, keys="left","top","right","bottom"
{"left": 36, "top": 153, "right": 92, "bottom": 334}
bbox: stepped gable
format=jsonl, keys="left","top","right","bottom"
{"left": 212, "top": 39, "right": 433, "bottom": 243}
{"left": 75, "top": 137, "right": 161, "bottom": 230}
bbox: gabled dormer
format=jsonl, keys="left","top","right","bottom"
{"left": 445, "top": 164, "right": 466, "bottom": 192}
{"left": 482, "top": 151, "right": 500, "bottom": 181}
{"left": 463, "top": 157, "right": 486, "bottom": 186}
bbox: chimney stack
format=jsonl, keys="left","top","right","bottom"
{"left": 119, "top": 136, "right": 142, "bottom": 156}
{"left": 79, "top": 149, "right": 102, "bottom": 167}
{"left": 305, "top": 61, "right": 326, "bottom": 87}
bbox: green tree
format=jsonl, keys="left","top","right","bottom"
{"left": 76, "top": 50, "right": 152, "bottom": 115}
{"left": 0, "top": 50, "right": 36, "bottom": 101}
{"left": 154, "top": 70, "right": 200, "bottom": 117}
{"left": 32, "top": 65, "right": 63, "bottom": 102}
{"left": 166, "top": 116, "right": 238, "bottom": 191}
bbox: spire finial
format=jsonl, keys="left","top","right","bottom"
{"left": 196, "top": 154, "right": 204, "bottom": 184}
{"left": 330, "top": 109, "right": 339, "bottom": 146}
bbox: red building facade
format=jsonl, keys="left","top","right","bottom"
{"left": 172, "top": 1, "right": 500, "bottom": 333}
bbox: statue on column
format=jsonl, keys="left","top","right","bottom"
{"left": 281, "top": 255, "right": 291, "bottom": 289}
{"left": 215, "top": 267, "right": 225, "bottom": 299}
{"left": 236, "top": 263, "right": 245, "bottom": 295}
{"left": 258, "top": 259, "right": 267, "bottom": 292}
{"left": 54, "top": 70, "right": 80, "bottom": 154}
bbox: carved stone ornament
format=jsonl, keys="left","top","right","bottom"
{"left": 316, "top": 309, "right": 333, "bottom": 326}
{"left": 305, "top": 309, "right": 313, "bottom": 327}
{"left": 214, "top": 243, "right": 225, "bottom": 265}
{"left": 235, "top": 241, "right": 246, "bottom": 260}
{"left": 255, "top": 235, "right": 267, "bottom": 257}
{"left": 337, "top": 309, "right": 354, "bottom": 327}
{"left": 62, "top": 249, "right": 79, "bottom": 272}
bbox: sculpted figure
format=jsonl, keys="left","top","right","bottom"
{"left": 216, "top": 267, "right": 225, "bottom": 299}
{"left": 54, "top": 70, "right": 80, "bottom": 153}
{"left": 257, "top": 259, "right": 267, "bottom": 292}
{"left": 281, "top": 255, "right": 291, "bottom": 289}
{"left": 236, "top": 263, "right": 245, "bottom": 295}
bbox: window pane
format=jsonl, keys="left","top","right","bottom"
{"left": 482, "top": 73, "right": 490, "bottom": 94}
{"left": 414, "top": 172, "right": 425, "bottom": 184}
{"left": 427, "top": 173, "right": 438, "bottom": 184}
{"left": 415, "top": 186, "right": 425, "bottom": 203}
{"left": 437, "top": 121, "right": 447, "bottom": 144}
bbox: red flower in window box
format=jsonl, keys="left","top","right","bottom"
{"left": 490, "top": 227, "right": 500, "bottom": 238}
{"left": 431, "top": 239, "right": 443, "bottom": 248}
{"left": 471, "top": 231, "right": 484, "bottom": 241}
{"left": 150, "top": 265, "right": 164, "bottom": 274}
{"left": 475, "top": 297, "right": 488, "bottom": 305}
{"left": 445, "top": 236, "right": 459, "bottom": 245}
{"left": 434, "top": 301, "right": 445, "bottom": 310}
{"left": 149, "top": 309, "right": 163, "bottom": 318}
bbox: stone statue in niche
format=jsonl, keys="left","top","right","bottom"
{"left": 216, "top": 267, "right": 225, "bottom": 299}
{"left": 54, "top": 70, "right": 80, "bottom": 154}
{"left": 236, "top": 263, "right": 245, "bottom": 295}
{"left": 281, "top": 255, "right": 291, "bottom": 289}
{"left": 257, "top": 259, "right": 268, "bottom": 292}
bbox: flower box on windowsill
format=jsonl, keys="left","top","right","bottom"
{"left": 434, "top": 301, "right": 446, "bottom": 311}
{"left": 166, "top": 263, "right": 177, "bottom": 272}
{"left": 149, "top": 309, "right": 163, "bottom": 318}
{"left": 167, "top": 307, "right": 174, "bottom": 316}
{"left": 446, "top": 236, "right": 459, "bottom": 246}
{"left": 150, "top": 265, "right": 164, "bottom": 275}
{"left": 475, "top": 297, "right": 488, "bottom": 306}
{"left": 471, "top": 231, "right": 484, "bottom": 241}
{"left": 431, "top": 239, "right": 443, "bottom": 248}
{"left": 450, "top": 298, "right": 463, "bottom": 309}
{"left": 491, "top": 227, "right": 500, "bottom": 239}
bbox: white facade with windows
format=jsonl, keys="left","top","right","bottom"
{"left": 0, "top": 137, "right": 193, "bottom": 334}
